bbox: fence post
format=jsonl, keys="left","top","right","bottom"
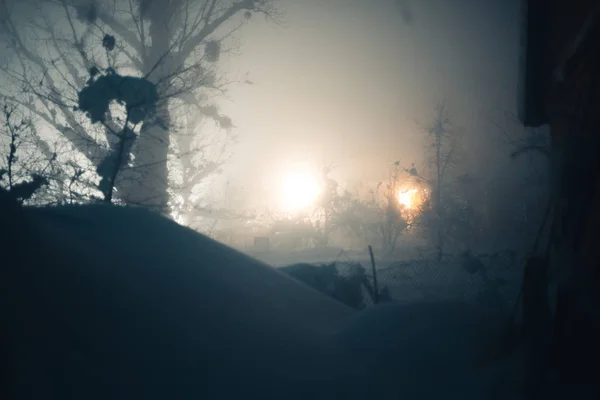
{"left": 368, "top": 245, "right": 379, "bottom": 304}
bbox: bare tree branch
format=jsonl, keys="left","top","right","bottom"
{"left": 178, "top": 0, "right": 253, "bottom": 62}
{"left": 97, "top": 6, "right": 145, "bottom": 60}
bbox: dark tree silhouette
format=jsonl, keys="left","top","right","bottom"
{"left": 0, "top": 0, "right": 280, "bottom": 212}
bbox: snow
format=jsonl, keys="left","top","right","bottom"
{"left": 336, "top": 302, "right": 522, "bottom": 398}
{"left": 377, "top": 258, "right": 521, "bottom": 309}
{"left": 256, "top": 246, "right": 522, "bottom": 311}
{"left": 250, "top": 245, "right": 353, "bottom": 266}
{"left": 4, "top": 202, "right": 524, "bottom": 398}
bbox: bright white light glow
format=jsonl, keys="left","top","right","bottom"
{"left": 397, "top": 188, "right": 418, "bottom": 209}
{"left": 279, "top": 170, "right": 321, "bottom": 213}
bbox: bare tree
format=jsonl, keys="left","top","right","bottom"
{"left": 368, "top": 161, "right": 408, "bottom": 254}
{"left": 180, "top": 179, "right": 255, "bottom": 236}
{"left": 425, "top": 103, "right": 456, "bottom": 210}
{"left": 0, "top": 0, "right": 280, "bottom": 213}
{"left": 408, "top": 102, "right": 469, "bottom": 259}
{"left": 0, "top": 100, "right": 92, "bottom": 204}
{"left": 490, "top": 109, "right": 551, "bottom": 161}
{"left": 168, "top": 103, "right": 235, "bottom": 223}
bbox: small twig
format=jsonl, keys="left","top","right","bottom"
{"left": 510, "top": 145, "right": 551, "bottom": 159}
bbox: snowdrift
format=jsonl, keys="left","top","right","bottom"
{"left": 336, "top": 301, "right": 522, "bottom": 398}
{"left": 4, "top": 203, "right": 354, "bottom": 398}
{"left": 2, "top": 200, "right": 522, "bottom": 399}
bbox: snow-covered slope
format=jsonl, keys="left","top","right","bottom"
{"left": 3, "top": 201, "right": 523, "bottom": 399}
{"left": 6, "top": 203, "right": 355, "bottom": 399}
{"left": 336, "top": 302, "right": 523, "bottom": 399}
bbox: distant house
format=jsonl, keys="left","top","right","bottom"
{"left": 518, "top": 0, "right": 600, "bottom": 388}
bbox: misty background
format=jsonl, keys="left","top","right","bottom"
{"left": 4, "top": 2, "right": 594, "bottom": 398}
{"left": 221, "top": 0, "right": 519, "bottom": 185}
{"left": 0, "top": 0, "right": 549, "bottom": 260}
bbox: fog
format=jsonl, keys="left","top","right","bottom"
{"left": 211, "top": 0, "right": 549, "bottom": 257}
{"left": 219, "top": 0, "right": 520, "bottom": 188}
{"left": 0, "top": 0, "right": 550, "bottom": 259}
{"left": 1, "top": 1, "right": 559, "bottom": 396}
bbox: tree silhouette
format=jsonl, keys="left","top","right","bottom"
{"left": 0, "top": 0, "right": 280, "bottom": 213}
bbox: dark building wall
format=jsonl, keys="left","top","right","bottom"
{"left": 519, "top": 1, "right": 600, "bottom": 388}
{"left": 520, "top": 0, "right": 598, "bottom": 127}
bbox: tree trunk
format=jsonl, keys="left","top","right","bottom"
{"left": 115, "top": 10, "right": 176, "bottom": 214}
{"left": 117, "top": 103, "right": 171, "bottom": 213}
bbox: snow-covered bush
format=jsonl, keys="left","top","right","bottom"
{"left": 281, "top": 261, "right": 391, "bottom": 309}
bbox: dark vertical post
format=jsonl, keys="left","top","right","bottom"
{"left": 368, "top": 245, "right": 379, "bottom": 304}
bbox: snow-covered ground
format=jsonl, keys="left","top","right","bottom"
{"left": 252, "top": 246, "right": 523, "bottom": 311}
{"left": 5, "top": 201, "right": 526, "bottom": 399}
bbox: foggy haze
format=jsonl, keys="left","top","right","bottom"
{"left": 4, "top": 1, "right": 598, "bottom": 397}
{"left": 217, "top": 0, "right": 523, "bottom": 205}
{"left": 0, "top": 0, "right": 548, "bottom": 254}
